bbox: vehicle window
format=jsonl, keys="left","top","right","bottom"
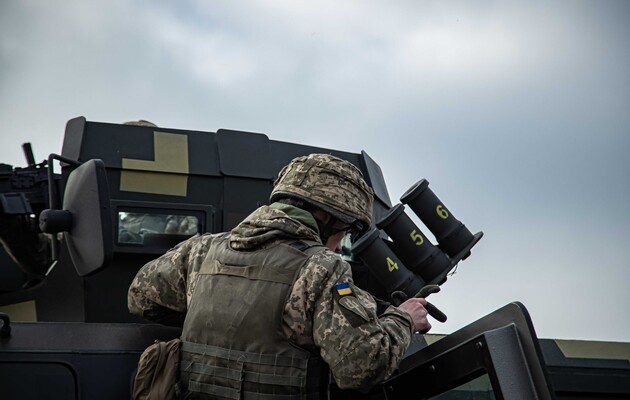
{"left": 117, "top": 212, "right": 199, "bottom": 244}
{"left": 428, "top": 374, "right": 495, "bottom": 400}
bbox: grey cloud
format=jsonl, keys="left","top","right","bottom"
{"left": 0, "top": 0, "right": 629, "bottom": 341}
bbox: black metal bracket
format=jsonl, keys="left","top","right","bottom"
{"left": 382, "top": 302, "right": 556, "bottom": 400}
{"left": 0, "top": 312, "right": 11, "bottom": 338}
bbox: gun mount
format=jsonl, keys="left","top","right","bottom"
{"left": 0, "top": 143, "right": 60, "bottom": 288}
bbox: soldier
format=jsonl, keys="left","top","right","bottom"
{"left": 128, "top": 153, "right": 431, "bottom": 398}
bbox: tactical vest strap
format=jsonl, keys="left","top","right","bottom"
{"left": 188, "top": 380, "right": 316, "bottom": 400}
{"left": 288, "top": 240, "right": 324, "bottom": 254}
{"left": 188, "top": 380, "right": 240, "bottom": 399}
{"left": 186, "top": 362, "right": 304, "bottom": 387}
{"left": 182, "top": 341, "right": 309, "bottom": 369}
{"left": 200, "top": 260, "right": 297, "bottom": 285}
{"left": 182, "top": 340, "right": 313, "bottom": 399}
{"left": 288, "top": 241, "right": 312, "bottom": 252}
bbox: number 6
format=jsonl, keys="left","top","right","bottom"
{"left": 436, "top": 204, "right": 449, "bottom": 219}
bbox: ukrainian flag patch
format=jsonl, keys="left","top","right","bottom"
{"left": 336, "top": 282, "right": 352, "bottom": 296}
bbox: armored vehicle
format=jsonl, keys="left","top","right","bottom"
{"left": 1, "top": 117, "right": 628, "bottom": 399}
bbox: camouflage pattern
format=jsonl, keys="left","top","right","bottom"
{"left": 270, "top": 153, "right": 374, "bottom": 227}
{"left": 123, "top": 120, "right": 157, "bottom": 127}
{"left": 128, "top": 203, "right": 413, "bottom": 390}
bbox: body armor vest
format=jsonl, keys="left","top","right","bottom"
{"left": 179, "top": 236, "right": 328, "bottom": 399}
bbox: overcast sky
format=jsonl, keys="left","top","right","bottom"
{"left": 1, "top": 0, "right": 629, "bottom": 343}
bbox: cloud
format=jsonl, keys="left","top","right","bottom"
{"left": 1, "top": 0, "right": 629, "bottom": 342}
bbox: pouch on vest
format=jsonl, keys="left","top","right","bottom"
{"left": 133, "top": 337, "right": 182, "bottom": 400}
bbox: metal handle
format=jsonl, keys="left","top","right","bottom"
{"left": 391, "top": 284, "right": 448, "bottom": 323}
{"left": 0, "top": 312, "right": 11, "bottom": 338}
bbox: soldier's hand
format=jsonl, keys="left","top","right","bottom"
{"left": 397, "top": 297, "right": 432, "bottom": 334}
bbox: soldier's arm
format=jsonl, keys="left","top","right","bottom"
{"left": 297, "top": 252, "right": 413, "bottom": 391}
{"left": 127, "top": 233, "right": 212, "bottom": 326}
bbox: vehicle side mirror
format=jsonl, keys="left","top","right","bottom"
{"left": 39, "top": 159, "right": 113, "bottom": 276}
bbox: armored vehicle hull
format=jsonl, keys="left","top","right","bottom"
{"left": 1, "top": 117, "right": 628, "bottom": 399}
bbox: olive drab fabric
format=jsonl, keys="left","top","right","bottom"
{"left": 270, "top": 153, "right": 374, "bottom": 227}
{"left": 132, "top": 338, "right": 182, "bottom": 400}
{"left": 179, "top": 235, "right": 327, "bottom": 399}
{"left": 128, "top": 204, "right": 414, "bottom": 392}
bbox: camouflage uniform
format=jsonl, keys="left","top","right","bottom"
{"left": 128, "top": 154, "right": 414, "bottom": 394}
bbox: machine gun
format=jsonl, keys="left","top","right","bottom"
{"left": 0, "top": 143, "right": 59, "bottom": 284}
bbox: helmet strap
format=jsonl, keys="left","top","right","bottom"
{"left": 314, "top": 214, "right": 341, "bottom": 244}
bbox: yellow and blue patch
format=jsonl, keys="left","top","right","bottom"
{"left": 336, "top": 282, "right": 352, "bottom": 296}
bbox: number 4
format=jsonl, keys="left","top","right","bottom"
{"left": 386, "top": 257, "right": 399, "bottom": 272}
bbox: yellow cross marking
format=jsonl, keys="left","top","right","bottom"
{"left": 120, "top": 131, "right": 189, "bottom": 196}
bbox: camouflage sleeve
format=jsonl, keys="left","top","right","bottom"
{"left": 127, "top": 233, "right": 214, "bottom": 325}
{"left": 284, "top": 251, "right": 413, "bottom": 391}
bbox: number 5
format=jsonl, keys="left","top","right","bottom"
{"left": 410, "top": 229, "right": 424, "bottom": 245}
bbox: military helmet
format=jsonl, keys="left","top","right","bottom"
{"left": 270, "top": 153, "right": 374, "bottom": 230}
{"left": 123, "top": 120, "right": 157, "bottom": 127}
